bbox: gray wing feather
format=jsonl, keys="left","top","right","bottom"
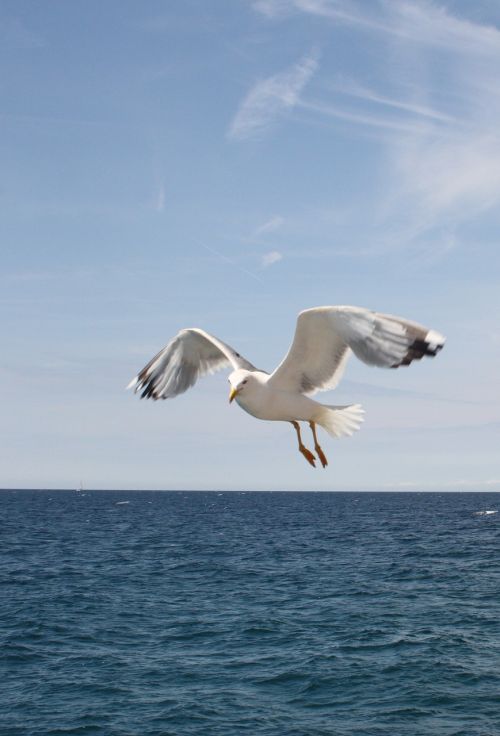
{"left": 128, "top": 328, "right": 256, "bottom": 400}
{"left": 268, "top": 306, "right": 445, "bottom": 395}
{"left": 336, "top": 309, "right": 445, "bottom": 367}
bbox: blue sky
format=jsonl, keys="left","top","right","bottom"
{"left": 2, "top": 0, "right": 499, "bottom": 491}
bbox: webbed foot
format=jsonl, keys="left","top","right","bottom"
{"left": 300, "top": 445, "right": 317, "bottom": 468}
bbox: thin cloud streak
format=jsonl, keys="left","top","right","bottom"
{"left": 228, "top": 50, "right": 319, "bottom": 140}
{"left": 197, "top": 241, "right": 265, "bottom": 284}
{"left": 155, "top": 183, "right": 166, "bottom": 213}
{"left": 254, "top": 215, "right": 285, "bottom": 237}
{"left": 299, "top": 99, "right": 430, "bottom": 136}
{"left": 255, "top": 1, "right": 500, "bottom": 56}
{"left": 328, "top": 78, "right": 455, "bottom": 123}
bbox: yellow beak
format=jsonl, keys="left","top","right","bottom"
{"left": 229, "top": 386, "right": 239, "bottom": 403}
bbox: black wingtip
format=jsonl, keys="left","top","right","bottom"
{"left": 411, "top": 338, "right": 443, "bottom": 358}
{"left": 393, "top": 335, "right": 445, "bottom": 368}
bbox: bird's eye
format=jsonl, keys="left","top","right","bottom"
{"left": 242, "top": 379, "right": 247, "bottom": 385}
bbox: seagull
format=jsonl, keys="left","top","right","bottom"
{"left": 128, "top": 306, "right": 445, "bottom": 468}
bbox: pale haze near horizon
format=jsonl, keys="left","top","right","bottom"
{"left": 1, "top": 0, "right": 499, "bottom": 492}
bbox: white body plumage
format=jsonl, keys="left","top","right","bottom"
{"left": 229, "top": 369, "right": 364, "bottom": 438}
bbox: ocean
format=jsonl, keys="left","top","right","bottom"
{"left": 1, "top": 490, "right": 500, "bottom": 736}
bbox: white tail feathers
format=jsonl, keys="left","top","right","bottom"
{"left": 314, "top": 403, "right": 364, "bottom": 438}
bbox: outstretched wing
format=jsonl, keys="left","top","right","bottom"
{"left": 267, "top": 306, "right": 445, "bottom": 396}
{"left": 128, "top": 328, "right": 256, "bottom": 400}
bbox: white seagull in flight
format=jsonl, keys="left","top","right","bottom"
{"left": 128, "top": 305, "right": 445, "bottom": 468}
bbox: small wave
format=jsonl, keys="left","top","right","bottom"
{"left": 473, "top": 510, "right": 497, "bottom": 516}
{"left": 115, "top": 501, "right": 130, "bottom": 505}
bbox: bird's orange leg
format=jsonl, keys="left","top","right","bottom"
{"left": 291, "top": 421, "right": 316, "bottom": 468}
{"left": 309, "top": 421, "right": 328, "bottom": 468}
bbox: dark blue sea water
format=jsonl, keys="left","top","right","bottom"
{"left": 2, "top": 491, "right": 500, "bottom": 736}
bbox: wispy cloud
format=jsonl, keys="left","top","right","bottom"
{"left": 392, "top": 134, "right": 500, "bottom": 225}
{"left": 253, "top": 0, "right": 401, "bottom": 32}
{"left": 254, "top": 1, "right": 500, "bottom": 256}
{"left": 254, "top": 215, "right": 285, "bottom": 237}
{"left": 261, "top": 250, "right": 283, "bottom": 267}
{"left": 254, "top": 1, "right": 500, "bottom": 56}
{"left": 252, "top": 0, "right": 290, "bottom": 18}
{"left": 155, "top": 183, "right": 166, "bottom": 213}
{"left": 228, "top": 51, "right": 319, "bottom": 140}
{"left": 385, "top": 1, "right": 500, "bottom": 55}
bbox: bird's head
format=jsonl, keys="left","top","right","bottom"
{"left": 228, "top": 369, "right": 254, "bottom": 403}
